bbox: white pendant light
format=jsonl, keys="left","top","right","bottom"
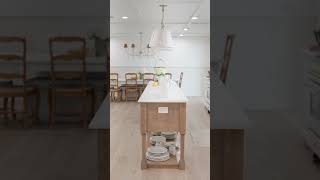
{"left": 149, "top": 5, "right": 174, "bottom": 50}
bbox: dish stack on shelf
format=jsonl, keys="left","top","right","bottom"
{"left": 146, "top": 146, "right": 170, "bottom": 162}
{"left": 150, "top": 135, "right": 165, "bottom": 146}
{"left": 147, "top": 132, "right": 179, "bottom": 162}
{"left": 161, "top": 132, "right": 177, "bottom": 141}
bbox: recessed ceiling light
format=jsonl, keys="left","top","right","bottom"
{"left": 183, "top": 28, "right": 189, "bottom": 31}
{"left": 191, "top": 16, "right": 198, "bottom": 20}
{"left": 179, "top": 34, "right": 184, "bottom": 37}
{"left": 122, "top": 16, "right": 129, "bottom": 19}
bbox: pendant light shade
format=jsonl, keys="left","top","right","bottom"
{"left": 149, "top": 29, "right": 174, "bottom": 49}
{"left": 149, "top": 5, "right": 174, "bottom": 50}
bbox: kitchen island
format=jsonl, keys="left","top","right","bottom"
{"left": 138, "top": 80, "right": 188, "bottom": 169}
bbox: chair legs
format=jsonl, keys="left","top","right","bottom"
{"left": 81, "top": 96, "right": 88, "bottom": 128}
{"left": 48, "top": 89, "right": 95, "bottom": 128}
{"left": 125, "top": 89, "right": 139, "bottom": 101}
{"left": 110, "top": 91, "right": 115, "bottom": 102}
{"left": 3, "top": 97, "right": 8, "bottom": 125}
{"left": 90, "top": 90, "right": 96, "bottom": 118}
{"left": 10, "top": 97, "right": 16, "bottom": 120}
{"left": 22, "top": 96, "right": 28, "bottom": 128}
{"left": 31, "top": 89, "right": 40, "bottom": 125}
{"left": 35, "top": 89, "right": 40, "bottom": 124}
{"left": 110, "top": 90, "right": 121, "bottom": 102}
{"left": 1, "top": 92, "right": 39, "bottom": 128}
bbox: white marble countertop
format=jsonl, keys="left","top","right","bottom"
{"left": 138, "top": 80, "right": 188, "bottom": 103}
{"left": 212, "top": 75, "right": 250, "bottom": 129}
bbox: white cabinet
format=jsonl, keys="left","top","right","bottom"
{"left": 203, "top": 77, "right": 210, "bottom": 112}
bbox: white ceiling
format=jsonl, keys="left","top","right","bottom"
{"left": 110, "top": 0, "right": 210, "bottom": 37}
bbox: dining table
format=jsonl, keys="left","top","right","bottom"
{"left": 117, "top": 79, "right": 144, "bottom": 85}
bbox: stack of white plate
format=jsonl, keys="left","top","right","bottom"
{"left": 151, "top": 132, "right": 161, "bottom": 136}
{"left": 149, "top": 136, "right": 166, "bottom": 146}
{"left": 164, "top": 141, "right": 176, "bottom": 148}
{"left": 146, "top": 146, "right": 170, "bottom": 162}
{"left": 161, "top": 132, "right": 177, "bottom": 140}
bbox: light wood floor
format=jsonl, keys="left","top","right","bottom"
{"left": 110, "top": 97, "right": 210, "bottom": 180}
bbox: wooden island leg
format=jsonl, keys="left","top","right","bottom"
{"left": 179, "top": 103, "right": 186, "bottom": 170}
{"left": 179, "top": 133, "right": 185, "bottom": 170}
{"left": 141, "top": 132, "right": 147, "bottom": 169}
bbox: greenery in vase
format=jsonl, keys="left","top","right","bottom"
{"left": 138, "top": 72, "right": 143, "bottom": 79}
{"left": 154, "top": 67, "right": 167, "bottom": 77}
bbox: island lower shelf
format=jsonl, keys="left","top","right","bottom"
{"left": 140, "top": 102, "right": 186, "bottom": 170}
{"left": 146, "top": 155, "right": 179, "bottom": 169}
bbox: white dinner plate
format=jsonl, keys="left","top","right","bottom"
{"left": 146, "top": 151, "right": 170, "bottom": 162}
{"left": 147, "top": 146, "right": 168, "bottom": 154}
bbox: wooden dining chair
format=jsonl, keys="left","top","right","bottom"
{"left": 0, "top": 37, "right": 40, "bottom": 127}
{"left": 110, "top": 73, "right": 121, "bottom": 102}
{"left": 48, "top": 36, "right": 95, "bottom": 128}
{"left": 143, "top": 73, "right": 154, "bottom": 86}
{"left": 165, "top": 73, "right": 172, "bottom": 79}
{"left": 124, "top": 73, "right": 139, "bottom": 101}
{"left": 178, "top": 72, "right": 183, "bottom": 88}
{"left": 141, "top": 73, "right": 154, "bottom": 94}
{"left": 220, "top": 34, "right": 235, "bottom": 84}
{"left": 0, "top": 81, "right": 12, "bottom": 121}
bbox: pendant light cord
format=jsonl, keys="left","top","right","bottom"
{"left": 160, "top": 5, "right": 167, "bottom": 30}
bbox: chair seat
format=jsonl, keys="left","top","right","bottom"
{"left": 0, "top": 86, "right": 38, "bottom": 97}
{"left": 110, "top": 87, "right": 121, "bottom": 92}
{"left": 126, "top": 88, "right": 139, "bottom": 91}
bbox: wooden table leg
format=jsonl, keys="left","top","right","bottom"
{"left": 179, "top": 133, "right": 185, "bottom": 170}
{"left": 141, "top": 132, "right": 147, "bottom": 169}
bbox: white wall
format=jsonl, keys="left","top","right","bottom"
{"left": 213, "top": 16, "right": 316, "bottom": 110}
{"left": 110, "top": 36, "right": 210, "bottom": 96}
